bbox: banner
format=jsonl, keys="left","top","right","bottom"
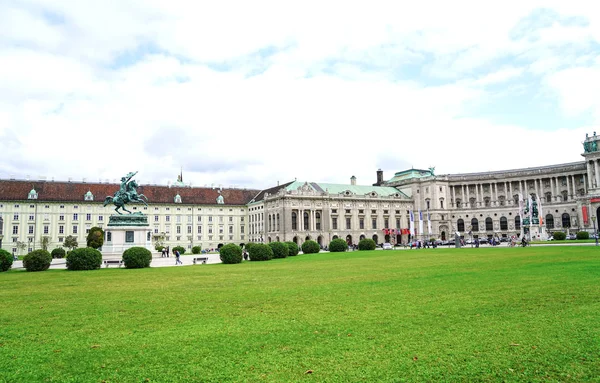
{"left": 418, "top": 210, "right": 424, "bottom": 236}
{"left": 427, "top": 210, "right": 432, "bottom": 235}
{"left": 409, "top": 211, "right": 415, "bottom": 236}
{"left": 539, "top": 196, "right": 543, "bottom": 226}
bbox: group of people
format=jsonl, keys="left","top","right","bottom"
{"left": 160, "top": 246, "right": 182, "bottom": 265}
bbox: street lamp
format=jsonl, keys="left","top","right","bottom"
{"left": 592, "top": 215, "right": 598, "bottom": 246}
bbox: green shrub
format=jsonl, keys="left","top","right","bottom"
{"left": 172, "top": 246, "right": 186, "bottom": 255}
{"left": 192, "top": 246, "right": 202, "bottom": 254}
{"left": 155, "top": 245, "right": 164, "bottom": 252}
{"left": 248, "top": 243, "right": 273, "bottom": 261}
{"left": 122, "top": 247, "right": 153, "bottom": 269}
{"left": 0, "top": 249, "right": 13, "bottom": 272}
{"left": 268, "top": 242, "right": 289, "bottom": 259}
{"left": 576, "top": 231, "right": 590, "bottom": 240}
{"left": 358, "top": 238, "right": 376, "bottom": 251}
{"left": 301, "top": 240, "right": 320, "bottom": 254}
{"left": 329, "top": 238, "right": 348, "bottom": 252}
{"left": 66, "top": 248, "right": 102, "bottom": 271}
{"left": 245, "top": 243, "right": 256, "bottom": 253}
{"left": 51, "top": 248, "right": 66, "bottom": 259}
{"left": 219, "top": 244, "right": 243, "bottom": 264}
{"left": 23, "top": 249, "right": 52, "bottom": 272}
{"left": 552, "top": 232, "right": 566, "bottom": 240}
{"left": 285, "top": 241, "right": 299, "bottom": 256}
{"left": 86, "top": 227, "right": 104, "bottom": 249}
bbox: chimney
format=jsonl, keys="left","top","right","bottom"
{"left": 351, "top": 175, "right": 356, "bottom": 186}
{"left": 375, "top": 169, "right": 383, "bottom": 186}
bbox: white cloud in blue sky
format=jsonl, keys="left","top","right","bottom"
{"left": 0, "top": 0, "right": 599, "bottom": 188}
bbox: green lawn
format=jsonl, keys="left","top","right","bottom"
{"left": 1, "top": 247, "right": 598, "bottom": 382}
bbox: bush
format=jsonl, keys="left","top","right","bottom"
{"left": 0, "top": 249, "right": 13, "bottom": 272}
{"left": 576, "top": 231, "right": 590, "bottom": 240}
{"left": 122, "top": 247, "right": 153, "bottom": 269}
{"left": 23, "top": 249, "right": 52, "bottom": 272}
{"left": 66, "top": 248, "right": 102, "bottom": 271}
{"left": 329, "top": 238, "right": 348, "bottom": 252}
{"left": 301, "top": 240, "right": 320, "bottom": 254}
{"left": 192, "top": 246, "right": 202, "bottom": 254}
{"left": 552, "top": 232, "right": 566, "bottom": 240}
{"left": 51, "top": 248, "right": 66, "bottom": 259}
{"left": 248, "top": 243, "right": 273, "bottom": 261}
{"left": 86, "top": 227, "right": 104, "bottom": 249}
{"left": 285, "top": 241, "right": 299, "bottom": 256}
{"left": 245, "top": 243, "right": 256, "bottom": 252}
{"left": 155, "top": 245, "right": 164, "bottom": 252}
{"left": 172, "top": 246, "right": 186, "bottom": 255}
{"left": 358, "top": 238, "right": 376, "bottom": 251}
{"left": 219, "top": 244, "right": 243, "bottom": 264}
{"left": 268, "top": 242, "right": 289, "bottom": 259}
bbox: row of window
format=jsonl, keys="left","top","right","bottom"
{"left": 456, "top": 214, "right": 572, "bottom": 231}
{"left": 7, "top": 204, "right": 245, "bottom": 212}
{"left": 153, "top": 225, "right": 243, "bottom": 235}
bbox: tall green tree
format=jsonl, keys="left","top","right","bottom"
{"left": 63, "top": 235, "right": 78, "bottom": 251}
{"left": 86, "top": 227, "right": 105, "bottom": 249}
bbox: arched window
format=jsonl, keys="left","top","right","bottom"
{"left": 515, "top": 216, "right": 521, "bottom": 230}
{"left": 316, "top": 212, "right": 321, "bottom": 230}
{"left": 457, "top": 219, "right": 465, "bottom": 232}
{"left": 303, "top": 212, "right": 309, "bottom": 230}
{"left": 441, "top": 231, "right": 446, "bottom": 240}
{"left": 485, "top": 217, "right": 493, "bottom": 231}
{"left": 372, "top": 234, "right": 379, "bottom": 243}
{"left": 291, "top": 212, "right": 297, "bottom": 231}
{"left": 546, "top": 214, "right": 554, "bottom": 229}
{"left": 562, "top": 213, "right": 571, "bottom": 228}
{"left": 277, "top": 214, "right": 280, "bottom": 231}
{"left": 455, "top": 198, "right": 461, "bottom": 207}
{"left": 500, "top": 217, "right": 508, "bottom": 230}
{"left": 471, "top": 218, "right": 479, "bottom": 232}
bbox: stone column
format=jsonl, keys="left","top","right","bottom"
{"left": 564, "top": 176, "right": 569, "bottom": 199}
{"left": 477, "top": 184, "right": 482, "bottom": 206}
{"left": 535, "top": 179, "right": 540, "bottom": 201}
{"left": 451, "top": 185, "right": 456, "bottom": 207}
{"left": 571, "top": 175, "right": 576, "bottom": 197}
{"left": 508, "top": 181, "right": 512, "bottom": 204}
{"left": 463, "top": 185, "right": 467, "bottom": 207}
{"left": 587, "top": 162, "right": 594, "bottom": 189}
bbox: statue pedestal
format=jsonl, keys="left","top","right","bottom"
{"left": 525, "top": 225, "right": 543, "bottom": 241}
{"left": 102, "top": 214, "right": 153, "bottom": 256}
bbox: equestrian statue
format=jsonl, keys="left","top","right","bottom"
{"left": 103, "top": 171, "right": 149, "bottom": 214}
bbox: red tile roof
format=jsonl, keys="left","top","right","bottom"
{"left": 0, "top": 180, "right": 260, "bottom": 206}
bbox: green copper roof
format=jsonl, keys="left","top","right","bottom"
{"left": 387, "top": 168, "right": 433, "bottom": 183}
{"left": 285, "top": 181, "right": 408, "bottom": 198}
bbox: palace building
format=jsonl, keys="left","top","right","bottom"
{"left": 2, "top": 134, "right": 600, "bottom": 254}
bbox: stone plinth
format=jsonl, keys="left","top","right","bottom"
{"left": 102, "top": 214, "right": 152, "bottom": 255}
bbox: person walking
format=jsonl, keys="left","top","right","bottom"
{"left": 175, "top": 249, "right": 182, "bottom": 265}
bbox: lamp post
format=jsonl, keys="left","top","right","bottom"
{"left": 592, "top": 215, "right": 598, "bottom": 246}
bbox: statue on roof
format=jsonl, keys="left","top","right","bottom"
{"left": 429, "top": 166, "right": 435, "bottom": 176}
{"left": 104, "top": 171, "right": 149, "bottom": 214}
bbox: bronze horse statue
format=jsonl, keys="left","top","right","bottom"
{"left": 104, "top": 179, "right": 148, "bottom": 214}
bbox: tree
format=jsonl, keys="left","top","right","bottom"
{"left": 16, "top": 241, "right": 27, "bottom": 256}
{"left": 153, "top": 234, "right": 165, "bottom": 251}
{"left": 64, "top": 235, "right": 78, "bottom": 251}
{"left": 40, "top": 236, "right": 51, "bottom": 251}
{"left": 86, "top": 227, "right": 104, "bottom": 249}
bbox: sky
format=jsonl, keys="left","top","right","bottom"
{"left": 1, "top": 0, "right": 600, "bottom": 190}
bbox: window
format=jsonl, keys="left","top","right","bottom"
{"left": 229, "top": 217, "right": 233, "bottom": 222}
{"left": 59, "top": 225, "right": 64, "bottom": 234}
{"left": 44, "top": 214, "right": 49, "bottom": 221}
{"left": 73, "top": 213, "right": 78, "bottom": 221}
{"left": 43, "top": 225, "right": 49, "bottom": 234}
{"left": 241, "top": 217, "right": 244, "bottom": 222}
{"left": 176, "top": 226, "right": 181, "bottom": 234}
{"left": 73, "top": 226, "right": 78, "bottom": 234}
{"left": 292, "top": 212, "right": 298, "bottom": 230}
{"left": 315, "top": 213, "right": 321, "bottom": 230}
{"left": 59, "top": 215, "right": 64, "bottom": 221}
{"left": 12, "top": 226, "right": 18, "bottom": 235}
{"left": 457, "top": 219, "right": 465, "bottom": 232}
{"left": 396, "top": 218, "right": 400, "bottom": 228}
{"left": 500, "top": 217, "right": 508, "bottom": 230}
{"left": 384, "top": 218, "right": 389, "bottom": 228}
{"left": 176, "top": 215, "right": 181, "bottom": 223}
{"left": 562, "top": 213, "right": 571, "bottom": 228}
{"left": 485, "top": 217, "right": 493, "bottom": 231}
{"left": 219, "top": 227, "right": 224, "bottom": 234}
{"left": 345, "top": 209, "right": 351, "bottom": 214}
{"left": 13, "top": 214, "right": 18, "bottom": 221}
{"left": 28, "top": 225, "right": 34, "bottom": 234}
{"left": 166, "top": 226, "right": 170, "bottom": 234}
{"left": 546, "top": 214, "right": 554, "bottom": 229}
{"left": 197, "top": 226, "right": 202, "bottom": 234}
{"left": 166, "top": 215, "right": 170, "bottom": 222}
{"left": 125, "top": 231, "right": 134, "bottom": 243}
{"left": 371, "top": 210, "right": 376, "bottom": 214}
{"left": 372, "top": 219, "right": 377, "bottom": 229}
{"left": 86, "top": 214, "right": 91, "bottom": 221}
{"left": 208, "top": 216, "right": 213, "bottom": 222}
{"left": 471, "top": 218, "right": 479, "bottom": 232}
{"left": 440, "top": 200, "right": 444, "bottom": 209}
{"left": 29, "top": 215, "right": 34, "bottom": 221}
{"left": 98, "top": 215, "right": 103, "bottom": 221}
{"left": 208, "top": 226, "right": 213, "bottom": 234}
{"left": 384, "top": 210, "right": 389, "bottom": 214}
{"left": 14, "top": 204, "right": 19, "bottom": 208}
{"left": 515, "top": 216, "right": 521, "bottom": 230}
{"left": 346, "top": 218, "right": 351, "bottom": 230}
{"left": 73, "top": 205, "right": 78, "bottom": 209}
{"left": 58, "top": 237, "right": 63, "bottom": 243}
{"left": 332, "top": 209, "right": 337, "bottom": 214}
{"left": 332, "top": 217, "right": 338, "bottom": 230}
{"left": 303, "top": 212, "right": 309, "bottom": 231}
{"left": 359, "top": 218, "right": 364, "bottom": 229}
{"left": 229, "top": 226, "right": 233, "bottom": 234}
{"left": 241, "top": 226, "right": 244, "bottom": 234}
{"left": 187, "top": 226, "right": 192, "bottom": 234}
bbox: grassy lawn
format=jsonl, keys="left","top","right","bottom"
{"left": 1, "top": 247, "right": 598, "bottom": 382}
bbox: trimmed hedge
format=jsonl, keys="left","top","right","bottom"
{"left": 172, "top": 246, "right": 186, "bottom": 255}
{"left": 0, "top": 249, "right": 13, "bottom": 272}
{"left": 358, "top": 238, "right": 376, "bottom": 251}
{"left": 248, "top": 243, "right": 273, "bottom": 261}
{"left": 301, "top": 240, "right": 320, "bottom": 254}
{"left": 269, "top": 242, "right": 289, "bottom": 259}
{"left": 51, "top": 248, "right": 66, "bottom": 259}
{"left": 86, "top": 227, "right": 104, "bottom": 249}
{"left": 576, "top": 231, "right": 590, "bottom": 240}
{"left": 552, "top": 232, "right": 566, "bottom": 240}
{"left": 285, "top": 241, "right": 299, "bottom": 256}
{"left": 329, "top": 238, "right": 348, "bottom": 252}
{"left": 245, "top": 243, "right": 256, "bottom": 252}
{"left": 66, "top": 247, "right": 102, "bottom": 271}
{"left": 23, "top": 249, "right": 52, "bottom": 272}
{"left": 220, "top": 244, "right": 243, "bottom": 264}
{"left": 192, "top": 246, "right": 202, "bottom": 254}
{"left": 122, "top": 247, "right": 153, "bottom": 269}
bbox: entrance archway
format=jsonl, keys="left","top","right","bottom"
{"left": 317, "top": 235, "right": 323, "bottom": 246}
{"left": 346, "top": 235, "right": 353, "bottom": 245}
{"left": 305, "top": 235, "right": 311, "bottom": 241}
{"left": 441, "top": 231, "right": 446, "bottom": 240}
{"left": 372, "top": 234, "right": 378, "bottom": 244}
{"left": 332, "top": 235, "right": 338, "bottom": 240}
{"left": 359, "top": 234, "right": 365, "bottom": 240}
{"left": 293, "top": 236, "right": 299, "bottom": 244}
